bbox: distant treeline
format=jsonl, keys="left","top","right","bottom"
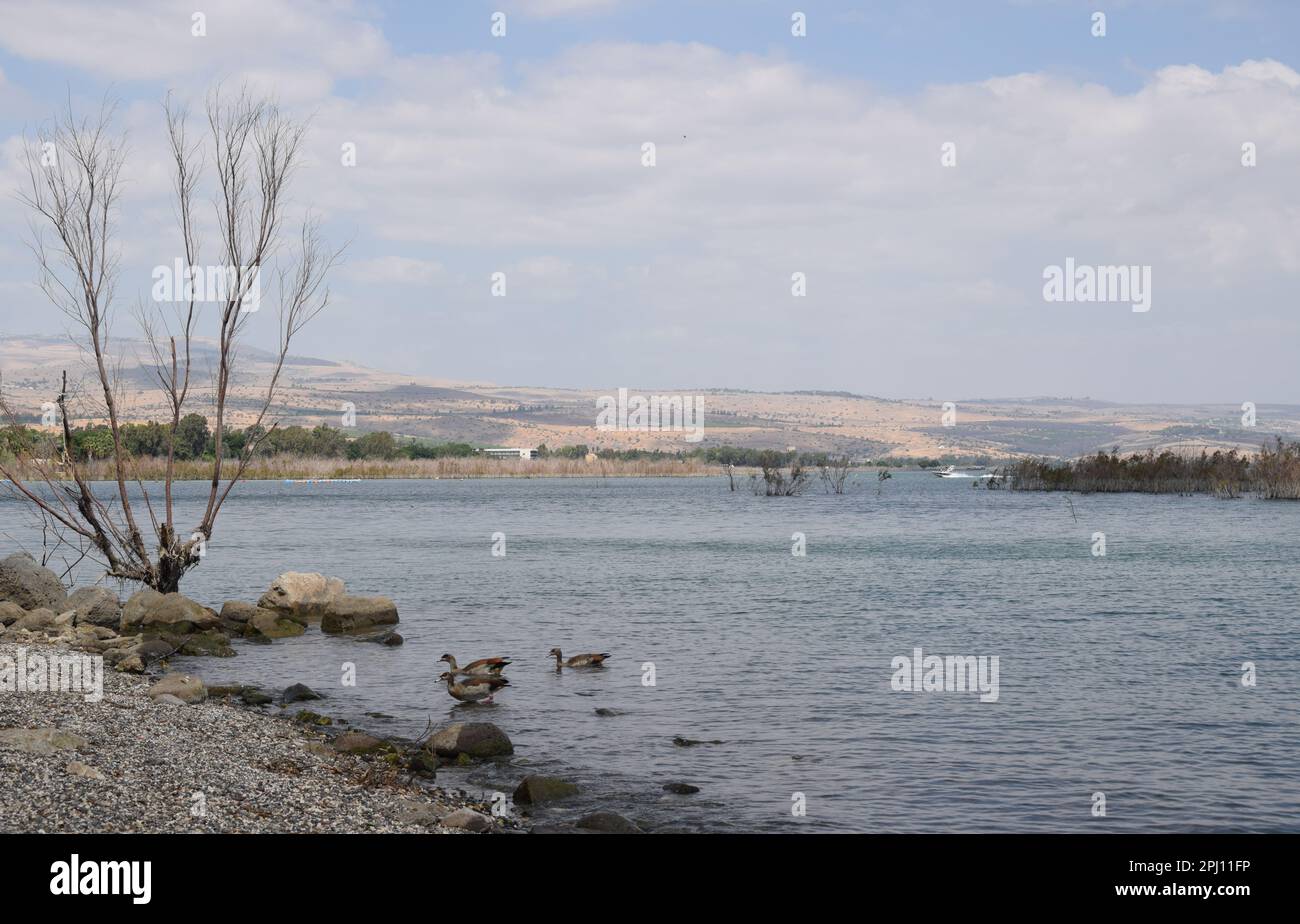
{"left": 0, "top": 418, "right": 475, "bottom": 463}
{"left": 1007, "top": 440, "right": 1300, "bottom": 499}
{"left": 1, "top": 418, "right": 990, "bottom": 469}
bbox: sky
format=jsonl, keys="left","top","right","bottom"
{"left": 0, "top": 0, "right": 1297, "bottom": 403}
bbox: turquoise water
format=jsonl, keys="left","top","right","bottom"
{"left": 4, "top": 473, "right": 1298, "bottom": 832}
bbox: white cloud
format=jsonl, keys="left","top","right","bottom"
{"left": 510, "top": 0, "right": 625, "bottom": 18}
{"left": 1, "top": 4, "right": 1298, "bottom": 401}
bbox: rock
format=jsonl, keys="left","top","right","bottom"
{"left": 13, "top": 608, "right": 56, "bottom": 632}
{"left": 594, "top": 708, "right": 622, "bottom": 717}
{"left": 66, "top": 760, "right": 107, "bottom": 781}
{"left": 65, "top": 587, "right": 121, "bottom": 628}
{"left": 114, "top": 655, "right": 145, "bottom": 674}
{"left": 320, "top": 595, "right": 399, "bottom": 634}
{"left": 0, "top": 552, "right": 68, "bottom": 611}
{"left": 257, "top": 572, "right": 346, "bottom": 620}
{"left": 207, "top": 684, "right": 245, "bottom": 698}
{"left": 293, "top": 710, "right": 331, "bottom": 726}
{"left": 672, "top": 736, "right": 723, "bottom": 747}
{"left": 0, "top": 601, "right": 26, "bottom": 626}
{"left": 281, "top": 683, "right": 321, "bottom": 704}
{"left": 394, "top": 798, "right": 442, "bottom": 826}
{"left": 240, "top": 688, "right": 273, "bottom": 706}
{"left": 249, "top": 609, "right": 306, "bottom": 639}
{"left": 179, "top": 629, "right": 236, "bottom": 657}
{"left": 218, "top": 600, "right": 260, "bottom": 623}
{"left": 0, "top": 727, "right": 89, "bottom": 754}
{"left": 147, "top": 672, "right": 206, "bottom": 704}
{"left": 576, "top": 811, "right": 644, "bottom": 834}
{"left": 426, "top": 722, "right": 514, "bottom": 759}
{"left": 129, "top": 638, "right": 182, "bottom": 666}
{"left": 358, "top": 629, "right": 403, "bottom": 646}
{"left": 152, "top": 693, "right": 189, "bottom": 706}
{"left": 513, "top": 775, "right": 580, "bottom": 805}
{"left": 662, "top": 781, "right": 700, "bottom": 794}
{"left": 439, "top": 808, "right": 492, "bottom": 832}
{"left": 121, "top": 590, "right": 218, "bottom": 634}
{"left": 332, "top": 731, "right": 385, "bottom": 755}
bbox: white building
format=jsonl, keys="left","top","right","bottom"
{"left": 481, "top": 447, "right": 536, "bottom": 460}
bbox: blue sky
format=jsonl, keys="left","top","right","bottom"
{"left": 0, "top": 0, "right": 1297, "bottom": 403}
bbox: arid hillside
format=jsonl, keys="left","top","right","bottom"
{"left": 2, "top": 335, "right": 1296, "bottom": 460}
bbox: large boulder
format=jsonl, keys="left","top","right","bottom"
{"left": 513, "top": 775, "right": 580, "bottom": 805}
{"left": 121, "top": 590, "right": 218, "bottom": 634}
{"left": 320, "top": 595, "right": 399, "bottom": 634}
{"left": 257, "top": 572, "right": 345, "bottom": 620}
{"left": 147, "top": 673, "right": 206, "bottom": 704}
{"left": 426, "top": 722, "right": 514, "bottom": 759}
{"left": 65, "top": 586, "right": 122, "bottom": 629}
{"left": 0, "top": 552, "right": 67, "bottom": 611}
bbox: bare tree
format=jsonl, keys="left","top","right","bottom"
{"left": 818, "top": 456, "right": 851, "bottom": 494}
{"left": 0, "top": 89, "right": 339, "bottom": 592}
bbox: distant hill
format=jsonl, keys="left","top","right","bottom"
{"left": 2, "top": 334, "right": 1297, "bottom": 459}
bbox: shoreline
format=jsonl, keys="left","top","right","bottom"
{"left": 0, "top": 637, "right": 514, "bottom": 834}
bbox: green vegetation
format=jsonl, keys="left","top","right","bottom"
{"left": 1007, "top": 440, "right": 1300, "bottom": 499}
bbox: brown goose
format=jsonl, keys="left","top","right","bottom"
{"left": 549, "top": 648, "right": 610, "bottom": 670}
{"left": 439, "top": 671, "right": 509, "bottom": 705}
{"left": 439, "top": 653, "right": 510, "bottom": 677}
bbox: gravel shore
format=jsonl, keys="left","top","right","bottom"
{"left": 0, "top": 639, "right": 502, "bottom": 833}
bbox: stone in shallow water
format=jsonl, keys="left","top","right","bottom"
{"left": 426, "top": 722, "right": 514, "bottom": 759}
{"left": 257, "top": 572, "right": 346, "bottom": 619}
{"left": 281, "top": 683, "right": 321, "bottom": 704}
{"left": 513, "top": 775, "right": 579, "bottom": 805}
{"left": 662, "top": 781, "right": 700, "bottom": 794}
{"left": 320, "top": 595, "right": 399, "bottom": 634}
{"left": 576, "top": 811, "right": 644, "bottom": 833}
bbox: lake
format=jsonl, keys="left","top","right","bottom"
{"left": 4, "top": 473, "right": 1298, "bottom": 832}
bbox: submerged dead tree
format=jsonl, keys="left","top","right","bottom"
{"left": 0, "top": 90, "right": 339, "bottom": 592}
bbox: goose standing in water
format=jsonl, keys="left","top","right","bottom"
{"left": 439, "top": 671, "right": 509, "bottom": 705}
{"left": 549, "top": 648, "right": 610, "bottom": 670}
{"left": 439, "top": 653, "right": 510, "bottom": 677}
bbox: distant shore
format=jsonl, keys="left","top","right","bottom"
{"left": 9, "top": 456, "right": 724, "bottom": 481}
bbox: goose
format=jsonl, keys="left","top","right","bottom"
{"left": 439, "top": 653, "right": 510, "bottom": 677}
{"left": 549, "top": 648, "right": 610, "bottom": 670}
{"left": 438, "top": 671, "right": 509, "bottom": 705}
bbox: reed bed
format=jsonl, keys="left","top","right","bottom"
{"left": 1007, "top": 441, "right": 1300, "bottom": 499}
{"left": 15, "top": 454, "right": 718, "bottom": 482}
